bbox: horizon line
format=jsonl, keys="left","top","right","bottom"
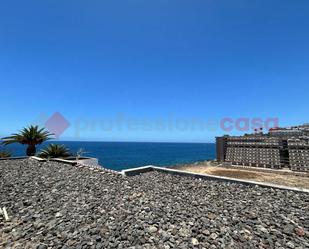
{"left": 0, "top": 138, "right": 215, "bottom": 144}
{"left": 46, "top": 140, "right": 215, "bottom": 144}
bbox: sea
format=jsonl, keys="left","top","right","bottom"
{"left": 2, "top": 141, "right": 216, "bottom": 171}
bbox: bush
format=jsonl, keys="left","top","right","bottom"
{"left": 38, "top": 144, "right": 71, "bottom": 159}
{"left": 0, "top": 150, "right": 11, "bottom": 158}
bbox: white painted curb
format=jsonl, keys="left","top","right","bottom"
{"left": 122, "top": 166, "right": 309, "bottom": 193}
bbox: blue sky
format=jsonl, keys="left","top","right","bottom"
{"left": 0, "top": 0, "right": 308, "bottom": 142}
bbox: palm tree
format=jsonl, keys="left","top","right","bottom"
{"left": 38, "top": 144, "right": 71, "bottom": 158}
{"left": 2, "top": 125, "right": 53, "bottom": 156}
{"left": 0, "top": 150, "right": 11, "bottom": 158}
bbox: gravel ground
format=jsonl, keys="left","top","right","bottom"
{"left": 177, "top": 164, "right": 309, "bottom": 189}
{"left": 0, "top": 159, "right": 308, "bottom": 249}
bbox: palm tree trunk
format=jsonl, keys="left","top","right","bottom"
{"left": 26, "top": 145, "right": 36, "bottom": 156}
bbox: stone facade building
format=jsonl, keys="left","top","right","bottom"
{"left": 288, "top": 138, "right": 309, "bottom": 172}
{"left": 216, "top": 124, "right": 309, "bottom": 172}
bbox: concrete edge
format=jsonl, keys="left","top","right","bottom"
{"left": 30, "top": 156, "right": 82, "bottom": 165}
{"left": 51, "top": 158, "right": 78, "bottom": 165}
{"left": 30, "top": 156, "right": 78, "bottom": 165}
{"left": 29, "top": 156, "right": 122, "bottom": 175}
{"left": 30, "top": 156, "right": 46, "bottom": 161}
{"left": 121, "top": 165, "right": 155, "bottom": 176}
{"left": 121, "top": 166, "right": 309, "bottom": 193}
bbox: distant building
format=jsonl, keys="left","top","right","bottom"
{"left": 216, "top": 136, "right": 228, "bottom": 162}
{"left": 216, "top": 124, "right": 309, "bottom": 172}
{"left": 288, "top": 138, "right": 309, "bottom": 171}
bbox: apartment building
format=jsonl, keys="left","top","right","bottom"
{"left": 216, "top": 124, "right": 309, "bottom": 172}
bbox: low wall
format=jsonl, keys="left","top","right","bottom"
{"left": 30, "top": 156, "right": 98, "bottom": 166}
{"left": 30, "top": 156, "right": 121, "bottom": 175}
{"left": 78, "top": 158, "right": 99, "bottom": 167}
{"left": 121, "top": 166, "right": 309, "bottom": 193}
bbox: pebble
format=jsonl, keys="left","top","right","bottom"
{"left": 210, "top": 233, "right": 218, "bottom": 240}
{"left": 148, "top": 226, "right": 158, "bottom": 233}
{"left": 286, "top": 241, "right": 295, "bottom": 249}
{"left": 202, "top": 229, "right": 210, "bottom": 235}
{"left": 191, "top": 238, "right": 199, "bottom": 245}
{"left": 0, "top": 159, "right": 308, "bottom": 249}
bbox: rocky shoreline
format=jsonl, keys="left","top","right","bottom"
{"left": 0, "top": 159, "right": 308, "bottom": 248}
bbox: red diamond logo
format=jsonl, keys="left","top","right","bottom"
{"left": 45, "top": 112, "right": 70, "bottom": 138}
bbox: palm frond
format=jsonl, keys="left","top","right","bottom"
{"left": 0, "top": 150, "right": 11, "bottom": 158}
{"left": 1, "top": 125, "right": 54, "bottom": 146}
{"left": 38, "top": 144, "right": 71, "bottom": 158}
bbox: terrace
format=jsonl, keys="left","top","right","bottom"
{"left": 0, "top": 159, "right": 308, "bottom": 248}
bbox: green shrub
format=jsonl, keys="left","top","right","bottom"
{"left": 0, "top": 150, "right": 11, "bottom": 158}
{"left": 38, "top": 144, "right": 71, "bottom": 158}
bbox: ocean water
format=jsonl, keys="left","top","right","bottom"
{"left": 2, "top": 141, "right": 215, "bottom": 171}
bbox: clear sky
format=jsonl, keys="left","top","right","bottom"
{"left": 0, "top": 0, "right": 308, "bottom": 142}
